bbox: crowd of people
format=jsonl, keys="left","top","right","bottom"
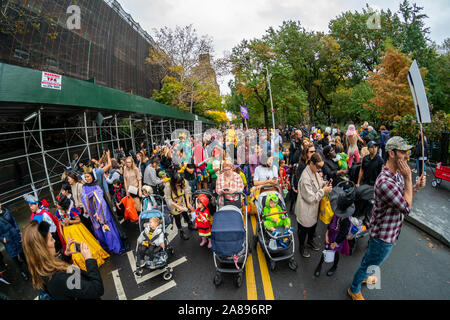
{"left": 0, "top": 121, "right": 428, "bottom": 300}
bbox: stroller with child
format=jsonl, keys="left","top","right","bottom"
{"left": 211, "top": 192, "right": 249, "bottom": 287}
{"left": 254, "top": 187, "right": 297, "bottom": 271}
{"left": 134, "top": 195, "right": 175, "bottom": 281}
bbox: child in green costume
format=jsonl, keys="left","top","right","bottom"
{"left": 263, "top": 193, "right": 294, "bottom": 247}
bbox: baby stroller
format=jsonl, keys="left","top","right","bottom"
{"left": 211, "top": 192, "right": 249, "bottom": 287}
{"left": 254, "top": 187, "right": 297, "bottom": 271}
{"left": 134, "top": 195, "right": 175, "bottom": 281}
{"left": 330, "top": 181, "right": 371, "bottom": 255}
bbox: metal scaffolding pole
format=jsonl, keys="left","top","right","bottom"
{"left": 23, "top": 123, "right": 37, "bottom": 199}
{"left": 144, "top": 115, "right": 150, "bottom": 153}
{"left": 161, "top": 119, "right": 164, "bottom": 143}
{"left": 84, "top": 112, "right": 92, "bottom": 159}
{"left": 38, "top": 110, "right": 56, "bottom": 204}
{"left": 148, "top": 118, "right": 154, "bottom": 149}
{"left": 129, "top": 116, "right": 136, "bottom": 154}
{"left": 115, "top": 114, "right": 120, "bottom": 151}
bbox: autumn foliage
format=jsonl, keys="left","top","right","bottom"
{"left": 365, "top": 46, "right": 427, "bottom": 125}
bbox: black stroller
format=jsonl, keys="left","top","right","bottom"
{"left": 211, "top": 192, "right": 249, "bottom": 287}
{"left": 254, "top": 188, "right": 297, "bottom": 271}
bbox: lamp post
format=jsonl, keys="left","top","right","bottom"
{"left": 266, "top": 66, "right": 276, "bottom": 133}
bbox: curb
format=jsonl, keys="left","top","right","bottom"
{"left": 405, "top": 215, "right": 450, "bottom": 248}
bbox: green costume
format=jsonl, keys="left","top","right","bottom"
{"left": 263, "top": 193, "right": 291, "bottom": 230}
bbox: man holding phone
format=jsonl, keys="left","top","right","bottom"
{"left": 348, "top": 136, "right": 426, "bottom": 300}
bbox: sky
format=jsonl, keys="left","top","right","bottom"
{"left": 117, "top": 0, "right": 449, "bottom": 95}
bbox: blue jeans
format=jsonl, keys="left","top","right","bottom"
{"left": 415, "top": 159, "right": 426, "bottom": 176}
{"left": 350, "top": 238, "right": 394, "bottom": 294}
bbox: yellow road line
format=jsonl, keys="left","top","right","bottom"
{"left": 251, "top": 215, "right": 274, "bottom": 300}
{"left": 245, "top": 253, "right": 258, "bottom": 300}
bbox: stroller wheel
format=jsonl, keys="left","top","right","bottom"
{"left": 270, "top": 260, "right": 276, "bottom": 271}
{"left": 213, "top": 272, "right": 222, "bottom": 287}
{"left": 168, "top": 246, "right": 175, "bottom": 255}
{"left": 431, "top": 180, "right": 438, "bottom": 188}
{"left": 288, "top": 259, "right": 298, "bottom": 271}
{"left": 234, "top": 273, "right": 243, "bottom": 288}
{"left": 163, "top": 269, "right": 172, "bottom": 281}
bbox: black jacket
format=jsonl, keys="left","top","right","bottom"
{"left": 322, "top": 158, "right": 344, "bottom": 187}
{"left": 45, "top": 259, "right": 104, "bottom": 300}
{"left": 289, "top": 140, "right": 303, "bottom": 165}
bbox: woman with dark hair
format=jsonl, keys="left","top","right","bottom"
{"left": 164, "top": 173, "right": 195, "bottom": 240}
{"left": 322, "top": 145, "right": 347, "bottom": 187}
{"left": 295, "top": 153, "right": 332, "bottom": 258}
{"left": 81, "top": 167, "right": 125, "bottom": 254}
{"left": 22, "top": 220, "right": 104, "bottom": 300}
{"left": 67, "top": 171, "right": 93, "bottom": 234}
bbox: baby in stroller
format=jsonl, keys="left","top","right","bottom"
{"left": 136, "top": 217, "right": 165, "bottom": 272}
{"left": 263, "top": 192, "right": 294, "bottom": 248}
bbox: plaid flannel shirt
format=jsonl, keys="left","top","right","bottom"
{"left": 369, "top": 166, "right": 411, "bottom": 244}
{"left": 216, "top": 171, "right": 244, "bottom": 207}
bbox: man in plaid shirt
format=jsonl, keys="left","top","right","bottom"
{"left": 348, "top": 136, "right": 426, "bottom": 300}
{"left": 216, "top": 159, "right": 244, "bottom": 208}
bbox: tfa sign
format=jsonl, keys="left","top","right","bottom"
{"left": 408, "top": 60, "right": 431, "bottom": 124}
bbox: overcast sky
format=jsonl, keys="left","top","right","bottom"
{"left": 117, "top": 0, "right": 449, "bottom": 95}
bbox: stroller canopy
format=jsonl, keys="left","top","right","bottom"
{"left": 211, "top": 208, "right": 245, "bottom": 256}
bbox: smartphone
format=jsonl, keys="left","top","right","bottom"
{"left": 74, "top": 242, "right": 81, "bottom": 253}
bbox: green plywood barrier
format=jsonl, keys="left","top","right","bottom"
{"left": 0, "top": 62, "right": 213, "bottom": 124}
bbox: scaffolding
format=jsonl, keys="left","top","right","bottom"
{"left": 0, "top": 106, "right": 211, "bottom": 210}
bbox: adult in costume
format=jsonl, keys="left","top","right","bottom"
{"left": 81, "top": 167, "right": 125, "bottom": 255}
{"left": 55, "top": 194, "right": 110, "bottom": 270}
{"left": 24, "top": 194, "right": 65, "bottom": 253}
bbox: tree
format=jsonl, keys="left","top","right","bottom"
{"left": 365, "top": 45, "right": 426, "bottom": 125}
{"left": 147, "top": 24, "right": 227, "bottom": 118}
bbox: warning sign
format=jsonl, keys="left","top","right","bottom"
{"left": 41, "top": 71, "right": 62, "bottom": 90}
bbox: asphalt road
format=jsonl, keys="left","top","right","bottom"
{"left": 1, "top": 203, "right": 449, "bottom": 301}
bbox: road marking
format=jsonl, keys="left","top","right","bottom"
{"left": 250, "top": 215, "right": 274, "bottom": 300}
{"left": 127, "top": 250, "right": 187, "bottom": 284}
{"left": 133, "top": 280, "right": 177, "bottom": 300}
{"left": 112, "top": 269, "right": 127, "bottom": 300}
{"left": 245, "top": 253, "right": 258, "bottom": 300}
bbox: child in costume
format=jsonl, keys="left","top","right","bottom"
{"left": 24, "top": 194, "right": 65, "bottom": 253}
{"left": 112, "top": 179, "right": 126, "bottom": 219}
{"left": 55, "top": 194, "right": 109, "bottom": 271}
{"left": 136, "top": 217, "right": 165, "bottom": 271}
{"left": 334, "top": 145, "right": 349, "bottom": 171}
{"left": 278, "top": 159, "right": 290, "bottom": 198}
{"left": 263, "top": 192, "right": 294, "bottom": 247}
{"left": 142, "top": 185, "right": 157, "bottom": 211}
{"left": 194, "top": 194, "right": 212, "bottom": 248}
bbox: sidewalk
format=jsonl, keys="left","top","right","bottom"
{"left": 405, "top": 160, "right": 450, "bottom": 247}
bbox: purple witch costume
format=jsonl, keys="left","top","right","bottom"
{"left": 81, "top": 184, "right": 124, "bottom": 254}
{"left": 327, "top": 216, "right": 351, "bottom": 256}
